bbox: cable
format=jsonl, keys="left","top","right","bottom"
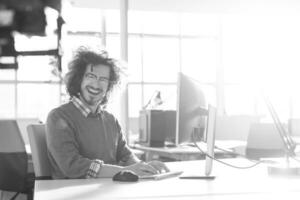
{"left": 214, "top": 145, "right": 257, "bottom": 161}
{"left": 214, "top": 145, "right": 280, "bottom": 165}
{"left": 193, "top": 140, "right": 264, "bottom": 169}
{"left": 191, "top": 132, "right": 266, "bottom": 169}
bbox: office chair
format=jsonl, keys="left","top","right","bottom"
{"left": 16, "top": 118, "right": 41, "bottom": 146}
{"left": 27, "top": 124, "right": 52, "bottom": 180}
{"left": 0, "top": 120, "right": 34, "bottom": 200}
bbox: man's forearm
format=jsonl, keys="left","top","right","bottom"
{"left": 97, "top": 164, "right": 124, "bottom": 178}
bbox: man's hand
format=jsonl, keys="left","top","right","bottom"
{"left": 124, "top": 160, "right": 170, "bottom": 176}
{"left": 147, "top": 160, "right": 170, "bottom": 173}
{"left": 124, "top": 162, "right": 158, "bottom": 176}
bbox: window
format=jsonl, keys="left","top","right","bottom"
{"left": 17, "top": 83, "right": 61, "bottom": 120}
{"left": 5, "top": 5, "right": 298, "bottom": 140}
{"left": 0, "top": 84, "right": 15, "bottom": 118}
{"left": 124, "top": 11, "right": 219, "bottom": 137}
{"left": 181, "top": 38, "right": 217, "bottom": 82}
{"left": 222, "top": 14, "right": 300, "bottom": 122}
{"left": 17, "top": 56, "right": 59, "bottom": 81}
{"left": 142, "top": 37, "right": 179, "bottom": 82}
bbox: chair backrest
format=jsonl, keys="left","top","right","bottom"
{"left": 16, "top": 118, "right": 41, "bottom": 145}
{"left": 27, "top": 124, "right": 52, "bottom": 178}
{"left": 0, "top": 120, "right": 28, "bottom": 192}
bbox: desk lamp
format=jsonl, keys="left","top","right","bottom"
{"left": 263, "top": 95, "right": 300, "bottom": 176}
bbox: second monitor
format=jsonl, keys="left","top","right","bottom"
{"left": 176, "top": 72, "right": 208, "bottom": 146}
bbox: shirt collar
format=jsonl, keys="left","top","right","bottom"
{"left": 71, "top": 96, "right": 102, "bottom": 118}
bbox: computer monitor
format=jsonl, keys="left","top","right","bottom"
{"left": 175, "top": 72, "right": 207, "bottom": 146}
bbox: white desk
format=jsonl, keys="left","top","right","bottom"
{"left": 34, "top": 158, "right": 300, "bottom": 200}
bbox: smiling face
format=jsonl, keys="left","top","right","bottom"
{"left": 79, "top": 64, "right": 110, "bottom": 111}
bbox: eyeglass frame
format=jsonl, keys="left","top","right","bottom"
{"left": 84, "top": 72, "right": 110, "bottom": 84}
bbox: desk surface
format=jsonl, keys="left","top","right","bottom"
{"left": 34, "top": 158, "right": 300, "bottom": 200}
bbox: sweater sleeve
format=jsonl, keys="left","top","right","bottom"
{"left": 46, "top": 109, "right": 101, "bottom": 179}
{"left": 115, "top": 119, "right": 140, "bottom": 165}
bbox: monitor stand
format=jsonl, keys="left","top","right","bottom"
{"left": 179, "top": 174, "right": 216, "bottom": 180}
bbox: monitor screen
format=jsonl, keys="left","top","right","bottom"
{"left": 176, "top": 72, "right": 207, "bottom": 146}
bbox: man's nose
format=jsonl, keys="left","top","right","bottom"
{"left": 89, "top": 79, "right": 102, "bottom": 88}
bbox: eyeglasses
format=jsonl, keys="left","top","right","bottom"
{"left": 84, "top": 73, "right": 110, "bottom": 84}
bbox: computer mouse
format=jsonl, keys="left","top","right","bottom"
{"left": 112, "top": 170, "right": 139, "bottom": 182}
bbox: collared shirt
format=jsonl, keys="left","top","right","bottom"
{"left": 46, "top": 96, "right": 138, "bottom": 179}
{"left": 71, "top": 96, "right": 102, "bottom": 118}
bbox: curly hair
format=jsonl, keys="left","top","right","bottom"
{"left": 64, "top": 47, "right": 121, "bottom": 106}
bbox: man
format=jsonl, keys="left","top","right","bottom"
{"left": 46, "top": 47, "right": 169, "bottom": 179}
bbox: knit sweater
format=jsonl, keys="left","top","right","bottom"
{"left": 46, "top": 102, "right": 135, "bottom": 179}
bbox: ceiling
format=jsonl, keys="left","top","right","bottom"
{"left": 66, "top": 0, "right": 300, "bottom": 14}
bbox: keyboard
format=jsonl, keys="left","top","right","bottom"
{"left": 139, "top": 170, "right": 183, "bottom": 180}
